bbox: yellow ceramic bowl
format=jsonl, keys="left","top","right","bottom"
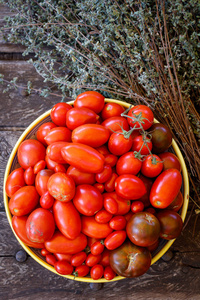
{"left": 3, "top": 99, "right": 189, "bottom": 282}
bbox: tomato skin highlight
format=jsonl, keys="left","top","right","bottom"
{"left": 91, "top": 240, "right": 105, "bottom": 255}
{"left": 66, "top": 107, "right": 99, "bottom": 130}
{"left": 86, "top": 253, "right": 102, "bottom": 267}
{"left": 45, "top": 232, "right": 87, "bottom": 254}
{"left": 9, "top": 186, "right": 39, "bottom": 216}
{"left": 6, "top": 167, "right": 25, "bottom": 198}
{"left": 149, "top": 123, "right": 172, "bottom": 153}
{"left": 70, "top": 251, "right": 87, "bottom": 267}
{"left": 53, "top": 200, "right": 81, "bottom": 239}
{"left": 81, "top": 216, "right": 113, "bottom": 239}
{"left": 74, "top": 91, "right": 105, "bottom": 114}
{"left": 115, "top": 174, "right": 147, "bottom": 200}
{"left": 150, "top": 169, "right": 182, "bottom": 209}
{"left": 61, "top": 143, "right": 105, "bottom": 173}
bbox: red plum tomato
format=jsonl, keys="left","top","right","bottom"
{"left": 104, "top": 230, "right": 126, "bottom": 250}
{"left": 91, "top": 240, "right": 105, "bottom": 255}
{"left": 131, "top": 201, "right": 144, "bottom": 213}
{"left": 44, "top": 127, "right": 72, "bottom": 145}
{"left": 101, "top": 102, "right": 125, "bottom": 120}
{"left": 6, "top": 167, "right": 25, "bottom": 198}
{"left": 24, "top": 167, "right": 35, "bottom": 185}
{"left": 35, "top": 169, "right": 54, "bottom": 196}
{"left": 95, "top": 164, "right": 112, "bottom": 183}
{"left": 66, "top": 165, "right": 96, "bottom": 185}
{"left": 90, "top": 264, "right": 104, "bottom": 280}
{"left": 36, "top": 122, "right": 57, "bottom": 145}
{"left": 40, "top": 191, "right": 54, "bottom": 209}
{"left": 54, "top": 260, "right": 74, "bottom": 275}
{"left": 66, "top": 107, "right": 99, "bottom": 130}
{"left": 46, "top": 142, "right": 71, "bottom": 164}
{"left": 109, "top": 215, "right": 127, "bottom": 230}
{"left": 115, "top": 174, "right": 146, "bottom": 200}
{"left": 70, "top": 251, "right": 87, "bottom": 267}
{"left": 81, "top": 216, "right": 113, "bottom": 239}
{"left": 104, "top": 266, "right": 116, "bottom": 280}
{"left": 74, "top": 91, "right": 105, "bottom": 114}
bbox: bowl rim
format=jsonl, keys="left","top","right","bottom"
{"left": 3, "top": 98, "right": 189, "bottom": 282}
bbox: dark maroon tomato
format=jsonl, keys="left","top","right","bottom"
{"left": 18, "top": 139, "right": 46, "bottom": 169}
{"left": 36, "top": 122, "right": 57, "bottom": 145}
{"left": 6, "top": 167, "right": 25, "bottom": 198}
{"left": 95, "top": 165, "right": 112, "bottom": 183}
{"left": 156, "top": 210, "right": 183, "bottom": 240}
{"left": 74, "top": 91, "right": 105, "bottom": 114}
{"left": 54, "top": 260, "right": 74, "bottom": 275}
{"left": 116, "top": 152, "right": 142, "bottom": 176}
{"left": 66, "top": 165, "right": 96, "bottom": 185}
{"left": 150, "top": 169, "right": 182, "bottom": 209}
{"left": 141, "top": 154, "right": 163, "bottom": 178}
{"left": 50, "top": 102, "right": 72, "bottom": 126}
{"left": 149, "top": 123, "right": 172, "bottom": 153}
{"left": 101, "top": 102, "right": 125, "bottom": 120}
{"left": 115, "top": 174, "right": 146, "bottom": 200}
{"left": 166, "top": 191, "right": 183, "bottom": 212}
{"left": 127, "top": 105, "right": 154, "bottom": 130}
{"left": 35, "top": 169, "right": 54, "bottom": 196}
{"left": 104, "top": 230, "right": 126, "bottom": 250}
{"left": 90, "top": 264, "right": 104, "bottom": 280}
{"left": 73, "top": 184, "right": 103, "bottom": 216}
{"left": 109, "top": 240, "right": 151, "bottom": 277}
{"left": 101, "top": 116, "right": 130, "bottom": 134}
{"left": 158, "top": 152, "right": 181, "bottom": 172}
{"left": 126, "top": 212, "right": 160, "bottom": 247}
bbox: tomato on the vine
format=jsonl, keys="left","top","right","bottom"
{"left": 127, "top": 105, "right": 154, "bottom": 130}
{"left": 141, "top": 154, "right": 163, "bottom": 178}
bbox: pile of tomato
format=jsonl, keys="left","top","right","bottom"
{"left": 5, "top": 91, "right": 184, "bottom": 280}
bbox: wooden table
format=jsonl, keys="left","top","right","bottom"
{"left": 1, "top": 4, "right": 200, "bottom": 300}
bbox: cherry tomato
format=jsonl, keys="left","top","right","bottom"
{"left": 100, "top": 249, "right": 110, "bottom": 267}
{"left": 54, "top": 253, "right": 72, "bottom": 262}
{"left": 45, "top": 155, "right": 59, "bottom": 170}
{"left": 86, "top": 253, "right": 102, "bottom": 267}
{"left": 91, "top": 240, "right": 105, "bottom": 255}
{"left": 95, "top": 165, "right": 112, "bottom": 183}
{"left": 33, "top": 160, "right": 46, "bottom": 174}
{"left": 104, "top": 154, "right": 118, "bottom": 167}
{"left": 109, "top": 240, "right": 151, "bottom": 278}
{"left": 41, "top": 248, "right": 51, "bottom": 257}
{"left": 61, "top": 143, "right": 105, "bottom": 173}
{"left": 116, "top": 152, "right": 142, "bottom": 176}
{"left": 147, "top": 239, "right": 160, "bottom": 252}
{"left": 145, "top": 207, "right": 156, "bottom": 215}
{"left": 90, "top": 264, "right": 104, "bottom": 280}
{"left": 12, "top": 216, "right": 44, "bottom": 248}
{"left": 95, "top": 209, "right": 113, "bottom": 224}
{"left": 96, "top": 145, "right": 110, "bottom": 156}
{"left": 104, "top": 266, "right": 116, "bottom": 280}
{"left": 53, "top": 200, "right": 81, "bottom": 239}
{"left": 74, "top": 91, "right": 105, "bottom": 114}
{"left": 101, "top": 102, "right": 125, "bottom": 120}
{"left": 74, "top": 265, "right": 90, "bottom": 277}
{"left": 40, "top": 191, "right": 55, "bottom": 209}
{"left": 115, "top": 174, "right": 147, "bottom": 200}
{"left": 156, "top": 210, "right": 183, "bottom": 240}
{"left": 46, "top": 254, "right": 57, "bottom": 266}
{"left": 149, "top": 123, "right": 172, "bottom": 153}
{"left": 70, "top": 251, "right": 87, "bottom": 267}
{"left": 17, "top": 139, "right": 46, "bottom": 169}
{"left": 109, "top": 215, "right": 127, "bottom": 230}
{"left": 131, "top": 201, "right": 144, "bottom": 213}
{"left": 101, "top": 116, "right": 130, "bottom": 134}
{"left": 36, "top": 122, "right": 57, "bottom": 145}
{"left": 93, "top": 183, "right": 105, "bottom": 193}
{"left": 54, "top": 260, "right": 74, "bottom": 275}
{"left": 35, "top": 169, "right": 54, "bottom": 196}
{"left": 158, "top": 152, "right": 181, "bottom": 172}
{"left": 26, "top": 208, "right": 55, "bottom": 243}
{"left": 127, "top": 105, "right": 154, "bottom": 130}
{"left": 72, "top": 124, "right": 110, "bottom": 148}
{"left": 126, "top": 212, "right": 160, "bottom": 247}
{"left": 44, "top": 127, "right": 72, "bottom": 145}
{"left": 108, "top": 130, "right": 133, "bottom": 156}
{"left": 141, "top": 154, "right": 163, "bottom": 178}
{"left": 66, "top": 165, "right": 95, "bottom": 185}
{"left": 54, "top": 164, "right": 67, "bottom": 173}
{"left": 104, "top": 172, "right": 118, "bottom": 193}
{"left": 45, "top": 232, "right": 87, "bottom": 254}
{"left": 104, "top": 230, "right": 126, "bottom": 250}
{"left": 47, "top": 172, "right": 75, "bottom": 202}
{"left": 6, "top": 167, "right": 25, "bottom": 197}
{"left": 50, "top": 102, "right": 71, "bottom": 126}
{"left": 104, "top": 192, "right": 131, "bottom": 215}
{"left": 103, "top": 195, "right": 118, "bottom": 214}
{"left": 137, "top": 174, "right": 153, "bottom": 208}
{"left": 150, "top": 169, "right": 182, "bottom": 209}
{"left": 46, "top": 142, "right": 70, "bottom": 164}
{"left": 66, "top": 107, "right": 99, "bottom": 130}
{"left": 166, "top": 191, "right": 183, "bottom": 212}
{"left": 81, "top": 216, "right": 113, "bottom": 239}
{"left": 9, "top": 186, "right": 39, "bottom": 216}
{"left": 87, "top": 237, "right": 100, "bottom": 248}
{"left": 132, "top": 134, "right": 152, "bottom": 155}
{"left": 24, "top": 167, "right": 35, "bottom": 185}
{"left": 73, "top": 184, "right": 103, "bottom": 216}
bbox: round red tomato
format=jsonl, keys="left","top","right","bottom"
{"left": 35, "top": 169, "right": 54, "bottom": 196}
{"left": 109, "top": 240, "right": 151, "bottom": 277}
{"left": 72, "top": 124, "right": 110, "bottom": 148}
{"left": 18, "top": 139, "right": 46, "bottom": 169}
{"left": 73, "top": 184, "right": 103, "bottom": 216}
{"left": 149, "top": 123, "right": 172, "bottom": 153}
{"left": 61, "top": 143, "right": 105, "bottom": 173}
{"left": 158, "top": 152, "right": 181, "bottom": 172}
{"left": 9, "top": 186, "right": 39, "bottom": 216}
{"left": 116, "top": 152, "right": 142, "bottom": 176}
{"left": 131, "top": 201, "right": 144, "bottom": 213}
{"left": 108, "top": 130, "right": 133, "bottom": 156}
{"left": 101, "top": 102, "right": 125, "bottom": 120}
{"left": 66, "top": 165, "right": 95, "bottom": 185}
{"left": 26, "top": 208, "right": 55, "bottom": 243}
{"left": 115, "top": 174, "right": 146, "bottom": 200}
{"left": 50, "top": 102, "right": 71, "bottom": 126}
{"left": 141, "top": 154, "right": 163, "bottom": 178}
{"left": 81, "top": 216, "right": 113, "bottom": 239}
{"left": 53, "top": 200, "right": 81, "bottom": 239}
{"left": 36, "top": 122, "right": 57, "bottom": 145}
{"left": 132, "top": 134, "right": 152, "bottom": 155}
{"left": 126, "top": 212, "right": 160, "bottom": 247}
{"left": 156, "top": 210, "right": 183, "bottom": 240}
{"left": 6, "top": 167, "right": 25, "bottom": 198}
{"left": 127, "top": 105, "right": 154, "bottom": 130}
{"left": 74, "top": 91, "right": 105, "bottom": 113}
{"left": 66, "top": 107, "right": 99, "bottom": 130}
{"left": 150, "top": 169, "right": 182, "bottom": 208}
{"left": 95, "top": 165, "right": 112, "bottom": 183}
{"left": 47, "top": 172, "right": 75, "bottom": 202}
